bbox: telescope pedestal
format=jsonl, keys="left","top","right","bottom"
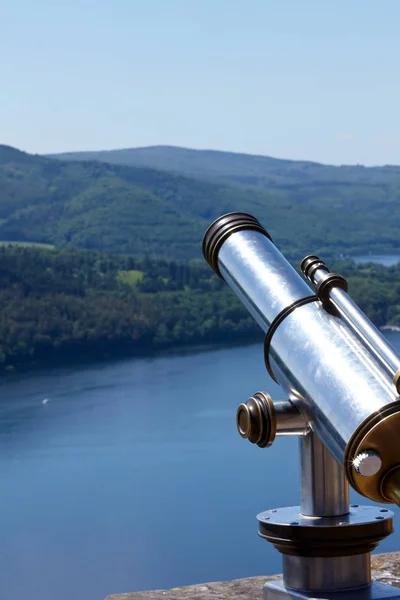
{"left": 260, "top": 433, "right": 398, "bottom": 600}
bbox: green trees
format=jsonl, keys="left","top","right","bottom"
{"left": 0, "top": 245, "right": 260, "bottom": 368}
{"left": 0, "top": 244, "right": 399, "bottom": 370}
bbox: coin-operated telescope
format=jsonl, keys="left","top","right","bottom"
{"left": 203, "top": 212, "right": 400, "bottom": 600}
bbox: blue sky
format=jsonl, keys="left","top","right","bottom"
{"left": 1, "top": 0, "right": 399, "bottom": 165}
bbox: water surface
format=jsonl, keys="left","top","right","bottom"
{"left": 352, "top": 254, "right": 400, "bottom": 266}
{"left": 1, "top": 334, "right": 400, "bottom": 600}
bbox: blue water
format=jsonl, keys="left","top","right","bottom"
{"left": 1, "top": 334, "right": 400, "bottom": 600}
{"left": 352, "top": 254, "right": 400, "bottom": 267}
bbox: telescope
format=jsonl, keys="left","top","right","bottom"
{"left": 202, "top": 212, "right": 400, "bottom": 600}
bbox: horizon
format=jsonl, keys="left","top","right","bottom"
{"left": 3, "top": 141, "right": 400, "bottom": 170}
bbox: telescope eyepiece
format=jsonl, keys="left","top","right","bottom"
{"left": 301, "top": 254, "right": 319, "bottom": 272}
{"left": 300, "top": 255, "right": 328, "bottom": 280}
{"left": 202, "top": 212, "right": 272, "bottom": 278}
{"left": 301, "top": 254, "right": 348, "bottom": 303}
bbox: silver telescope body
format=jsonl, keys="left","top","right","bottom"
{"left": 202, "top": 212, "right": 400, "bottom": 505}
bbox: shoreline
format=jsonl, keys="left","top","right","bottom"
{"left": 0, "top": 334, "right": 264, "bottom": 378}
{"left": 1, "top": 325, "right": 399, "bottom": 378}
{"left": 381, "top": 325, "right": 400, "bottom": 332}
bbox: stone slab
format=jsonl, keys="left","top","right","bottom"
{"left": 106, "top": 552, "right": 400, "bottom": 600}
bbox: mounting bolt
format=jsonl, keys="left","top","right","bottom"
{"left": 353, "top": 450, "right": 382, "bottom": 476}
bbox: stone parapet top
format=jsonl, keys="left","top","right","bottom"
{"left": 106, "top": 552, "right": 400, "bottom": 600}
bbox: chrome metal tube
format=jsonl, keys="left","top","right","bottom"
{"left": 216, "top": 229, "right": 398, "bottom": 465}
{"left": 275, "top": 400, "right": 309, "bottom": 437}
{"left": 218, "top": 230, "right": 312, "bottom": 331}
{"left": 312, "top": 265, "right": 400, "bottom": 380}
{"left": 282, "top": 554, "right": 371, "bottom": 592}
{"left": 300, "top": 432, "right": 349, "bottom": 517}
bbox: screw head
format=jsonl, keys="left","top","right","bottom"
{"left": 353, "top": 450, "right": 382, "bottom": 477}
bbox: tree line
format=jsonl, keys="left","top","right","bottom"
{"left": 0, "top": 245, "right": 398, "bottom": 370}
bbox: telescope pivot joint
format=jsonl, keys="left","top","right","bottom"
{"left": 236, "top": 393, "right": 309, "bottom": 448}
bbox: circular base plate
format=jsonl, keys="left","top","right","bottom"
{"left": 257, "top": 505, "right": 393, "bottom": 557}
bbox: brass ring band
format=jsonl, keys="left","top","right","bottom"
{"left": 393, "top": 369, "right": 400, "bottom": 394}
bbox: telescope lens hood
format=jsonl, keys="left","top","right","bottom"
{"left": 202, "top": 212, "right": 272, "bottom": 279}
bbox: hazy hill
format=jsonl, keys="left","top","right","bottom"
{"left": 0, "top": 145, "right": 256, "bottom": 259}
{"left": 49, "top": 145, "right": 400, "bottom": 187}
{"left": 1, "top": 144, "right": 400, "bottom": 259}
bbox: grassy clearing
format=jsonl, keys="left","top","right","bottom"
{"left": 116, "top": 269, "right": 144, "bottom": 286}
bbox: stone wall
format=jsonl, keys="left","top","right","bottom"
{"left": 106, "top": 552, "right": 400, "bottom": 600}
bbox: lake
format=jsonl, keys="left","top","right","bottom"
{"left": 352, "top": 254, "right": 400, "bottom": 266}
{"left": 1, "top": 333, "right": 400, "bottom": 600}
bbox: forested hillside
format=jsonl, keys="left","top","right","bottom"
{"left": 0, "top": 245, "right": 260, "bottom": 368}
{"left": 1, "top": 144, "right": 400, "bottom": 259}
{"left": 0, "top": 243, "right": 398, "bottom": 370}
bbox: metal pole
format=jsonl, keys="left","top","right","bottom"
{"left": 300, "top": 431, "right": 349, "bottom": 517}
{"left": 281, "top": 554, "right": 371, "bottom": 593}
{"left": 280, "top": 432, "right": 371, "bottom": 594}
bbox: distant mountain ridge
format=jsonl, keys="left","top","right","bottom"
{"left": 48, "top": 145, "right": 400, "bottom": 187}
{"left": 0, "top": 144, "right": 400, "bottom": 260}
